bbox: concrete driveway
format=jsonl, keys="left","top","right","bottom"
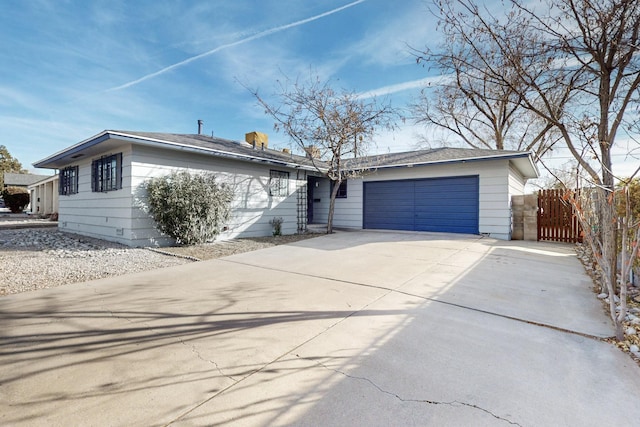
{"left": 1, "top": 231, "right": 639, "bottom": 426}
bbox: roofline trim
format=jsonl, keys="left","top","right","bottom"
{"left": 109, "top": 131, "right": 316, "bottom": 170}
{"left": 34, "top": 131, "right": 318, "bottom": 171}
{"left": 27, "top": 174, "right": 59, "bottom": 187}
{"left": 33, "top": 130, "right": 536, "bottom": 177}
{"left": 33, "top": 131, "right": 111, "bottom": 168}
{"left": 358, "top": 151, "right": 535, "bottom": 170}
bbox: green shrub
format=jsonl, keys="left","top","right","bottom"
{"left": 1, "top": 186, "right": 30, "bottom": 213}
{"left": 143, "top": 171, "right": 233, "bottom": 245}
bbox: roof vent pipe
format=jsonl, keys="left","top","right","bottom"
{"left": 197, "top": 119, "right": 203, "bottom": 135}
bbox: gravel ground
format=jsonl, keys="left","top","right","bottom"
{"left": 0, "top": 227, "right": 320, "bottom": 296}
{"left": 576, "top": 243, "right": 640, "bottom": 363}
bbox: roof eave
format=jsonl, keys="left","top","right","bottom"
{"left": 512, "top": 153, "right": 539, "bottom": 179}
{"left": 111, "top": 131, "right": 316, "bottom": 171}
{"left": 33, "top": 130, "right": 111, "bottom": 169}
{"left": 33, "top": 131, "right": 318, "bottom": 172}
{"left": 28, "top": 174, "right": 59, "bottom": 188}
{"left": 363, "top": 152, "right": 538, "bottom": 177}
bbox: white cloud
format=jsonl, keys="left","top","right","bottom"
{"left": 104, "top": 0, "right": 368, "bottom": 93}
{"left": 0, "top": 86, "right": 50, "bottom": 111}
{"left": 370, "top": 121, "right": 426, "bottom": 154}
{"left": 344, "top": 0, "right": 439, "bottom": 67}
{"left": 356, "top": 75, "right": 449, "bottom": 99}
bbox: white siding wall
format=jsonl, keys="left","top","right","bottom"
{"left": 332, "top": 177, "right": 363, "bottom": 228}
{"left": 58, "top": 145, "right": 134, "bottom": 245}
{"left": 308, "top": 178, "right": 364, "bottom": 228}
{"left": 130, "top": 145, "right": 304, "bottom": 246}
{"left": 508, "top": 165, "right": 526, "bottom": 197}
{"left": 310, "top": 179, "right": 330, "bottom": 223}
{"left": 332, "top": 160, "right": 515, "bottom": 240}
{"left": 57, "top": 143, "right": 305, "bottom": 247}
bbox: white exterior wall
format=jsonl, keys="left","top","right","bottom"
{"left": 56, "top": 143, "right": 305, "bottom": 247}
{"left": 309, "top": 178, "right": 331, "bottom": 223}
{"left": 332, "top": 177, "right": 363, "bottom": 228}
{"left": 508, "top": 165, "right": 526, "bottom": 197}
{"left": 308, "top": 178, "right": 362, "bottom": 227}
{"left": 58, "top": 145, "right": 135, "bottom": 245}
{"left": 332, "top": 159, "right": 520, "bottom": 240}
{"left": 129, "top": 145, "right": 305, "bottom": 246}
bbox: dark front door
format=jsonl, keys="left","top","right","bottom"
{"left": 307, "top": 177, "right": 316, "bottom": 223}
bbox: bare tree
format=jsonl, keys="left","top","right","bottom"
{"left": 423, "top": 0, "right": 640, "bottom": 340}
{"left": 412, "top": 33, "right": 559, "bottom": 158}
{"left": 568, "top": 167, "right": 640, "bottom": 340}
{"left": 249, "top": 75, "right": 398, "bottom": 234}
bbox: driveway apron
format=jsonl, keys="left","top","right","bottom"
{"left": 1, "top": 231, "right": 639, "bottom": 426}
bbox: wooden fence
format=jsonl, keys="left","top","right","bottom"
{"left": 537, "top": 189, "right": 583, "bottom": 243}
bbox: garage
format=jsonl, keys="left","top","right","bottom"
{"left": 363, "top": 175, "right": 479, "bottom": 234}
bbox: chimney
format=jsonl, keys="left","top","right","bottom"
{"left": 245, "top": 131, "right": 268, "bottom": 149}
{"left": 197, "top": 119, "right": 203, "bottom": 135}
{"left": 304, "top": 145, "right": 320, "bottom": 159}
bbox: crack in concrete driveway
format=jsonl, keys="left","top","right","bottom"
{"left": 302, "top": 356, "right": 524, "bottom": 426}
{"left": 2, "top": 231, "right": 639, "bottom": 426}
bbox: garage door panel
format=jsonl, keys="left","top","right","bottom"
{"left": 416, "top": 211, "right": 477, "bottom": 220}
{"left": 414, "top": 223, "right": 476, "bottom": 233}
{"left": 364, "top": 180, "right": 413, "bottom": 231}
{"left": 364, "top": 176, "right": 479, "bottom": 234}
{"left": 374, "top": 221, "right": 415, "bottom": 231}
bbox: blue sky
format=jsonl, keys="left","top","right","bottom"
{"left": 1, "top": 0, "right": 637, "bottom": 181}
{"left": 1, "top": 0, "right": 440, "bottom": 172}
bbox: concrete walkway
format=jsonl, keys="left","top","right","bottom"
{"left": 0, "top": 211, "right": 57, "bottom": 229}
{"left": 1, "top": 231, "right": 639, "bottom": 426}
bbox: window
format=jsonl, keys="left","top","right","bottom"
{"left": 92, "top": 153, "right": 122, "bottom": 192}
{"left": 269, "top": 170, "right": 289, "bottom": 197}
{"left": 59, "top": 166, "right": 79, "bottom": 195}
{"left": 331, "top": 180, "right": 348, "bottom": 198}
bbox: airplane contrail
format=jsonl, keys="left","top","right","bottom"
{"left": 106, "top": 0, "right": 367, "bottom": 92}
{"left": 356, "top": 75, "right": 452, "bottom": 99}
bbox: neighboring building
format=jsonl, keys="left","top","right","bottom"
{"left": 2, "top": 172, "right": 54, "bottom": 213}
{"left": 3, "top": 172, "right": 52, "bottom": 189}
{"left": 33, "top": 129, "right": 538, "bottom": 247}
{"left": 28, "top": 174, "right": 59, "bottom": 216}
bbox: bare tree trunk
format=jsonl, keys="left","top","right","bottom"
{"left": 595, "top": 189, "right": 625, "bottom": 338}
{"left": 326, "top": 179, "right": 342, "bottom": 234}
{"left": 597, "top": 142, "right": 622, "bottom": 336}
{"left": 569, "top": 187, "right": 626, "bottom": 339}
{"left": 600, "top": 144, "right": 618, "bottom": 304}
{"left": 617, "top": 216, "right": 629, "bottom": 341}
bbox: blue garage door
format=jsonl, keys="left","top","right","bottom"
{"left": 363, "top": 176, "right": 479, "bottom": 234}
